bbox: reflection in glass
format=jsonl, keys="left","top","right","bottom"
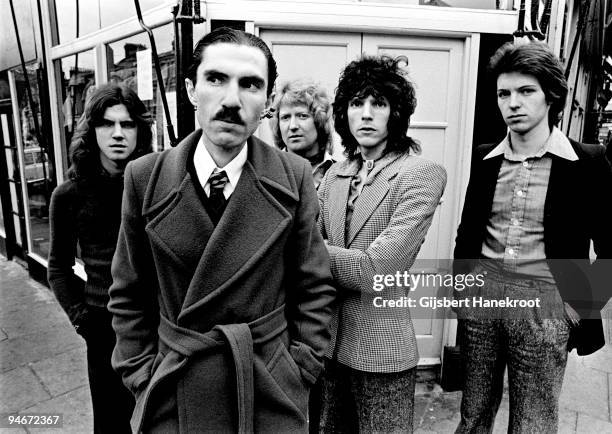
{"left": 107, "top": 24, "right": 176, "bottom": 152}
{"left": 57, "top": 50, "right": 96, "bottom": 160}
{"left": 13, "top": 64, "right": 57, "bottom": 259}
{"left": 53, "top": 0, "right": 100, "bottom": 45}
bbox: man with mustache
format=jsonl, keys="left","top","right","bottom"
{"left": 454, "top": 41, "right": 612, "bottom": 432}
{"left": 107, "top": 27, "right": 335, "bottom": 432}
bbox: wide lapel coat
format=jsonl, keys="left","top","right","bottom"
{"left": 109, "top": 130, "right": 335, "bottom": 433}
{"left": 318, "top": 152, "right": 447, "bottom": 373}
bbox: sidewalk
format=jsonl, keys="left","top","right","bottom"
{"left": 1, "top": 255, "right": 611, "bottom": 433}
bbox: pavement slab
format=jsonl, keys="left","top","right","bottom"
{"left": 0, "top": 302, "right": 68, "bottom": 339}
{"left": 0, "top": 325, "right": 82, "bottom": 373}
{"left": 560, "top": 350, "right": 610, "bottom": 422}
{"left": 0, "top": 366, "right": 51, "bottom": 413}
{"left": 24, "top": 386, "right": 93, "bottom": 434}
{"left": 576, "top": 413, "right": 612, "bottom": 433}
{"left": 29, "top": 346, "right": 88, "bottom": 397}
{"left": 582, "top": 344, "right": 612, "bottom": 374}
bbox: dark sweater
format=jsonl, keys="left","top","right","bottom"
{"left": 47, "top": 174, "right": 124, "bottom": 324}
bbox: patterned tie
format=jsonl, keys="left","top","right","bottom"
{"left": 208, "top": 169, "right": 229, "bottom": 218}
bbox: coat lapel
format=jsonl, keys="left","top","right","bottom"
{"left": 328, "top": 160, "right": 358, "bottom": 247}
{"left": 346, "top": 153, "right": 404, "bottom": 246}
{"left": 143, "top": 130, "right": 214, "bottom": 273}
{"left": 178, "top": 137, "right": 297, "bottom": 320}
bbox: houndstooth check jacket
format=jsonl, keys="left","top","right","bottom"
{"left": 318, "top": 151, "right": 447, "bottom": 372}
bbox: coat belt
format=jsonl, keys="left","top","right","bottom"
{"left": 157, "top": 305, "right": 287, "bottom": 433}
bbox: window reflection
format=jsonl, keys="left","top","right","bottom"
{"left": 13, "top": 63, "right": 57, "bottom": 259}
{"left": 107, "top": 24, "right": 176, "bottom": 151}
{"left": 57, "top": 50, "right": 96, "bottom": 160}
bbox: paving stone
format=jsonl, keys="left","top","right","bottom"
{"left": 575, "top": 413, "right": 612, "bottom": 433}
{"left": 558, "top": 410, "right": 578, "bottom": 434}
{"left": 0, "top": 367, "right": 51, "bottom": 413}
{"left": 609, "top": 373, "right": 612, "bottom": 423}
{"left": 0, "top": 345, "right": 22, "bottom": 372}
{"left": 29, "top": 347, "right": 88, "bottom": 397}
{"left": 418, "top": 391, "right": 461, "bottom": 432}
{"left": 560, "top": 351, "right": 610, "bottom": 422}
{"left": 0, "top": 328, "right": 7, "bottom": 341}
{"left": 24, "top": 386, "right": 93, "bottom": 434}
{"left": 0, "top": 302, "right": 68, "bottom": 339}
{"left": 0, "top": 427, "right": 27, "bottom": 433}
{"left": 581, "top": 344, "right": 612, "bottom": 374}
{"left": 0, "top": 325, "right": 83, "bottom": 370}
{"left": 492, "top": 406, "right": 510, "bottom": 434}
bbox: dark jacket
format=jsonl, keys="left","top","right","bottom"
{"left": 108, "top": 130, "right": 335, "bottom": 433}
{"left": 454, "top": 138, "right": 612, "bottom": 356}
{"left": 48, "top": 175, "right": 124, "bottom": 324}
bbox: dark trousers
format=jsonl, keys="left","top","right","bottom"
{"left": 83, "top": 306, "right": 134, "bottom": 434}
{"left": 455, "top": 267, "right": 570, "bottom": 434}
{"left": 319, "top": 360, "right": 416, "bottom": 433}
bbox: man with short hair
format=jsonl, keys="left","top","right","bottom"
{"left": 48, "top": 83, "right": 153, "bottom": 433}
{"left": 108, "top": 27, "right": 335, "bottom": 433}
{"left": 454, "top": 41, "right": 612, "bottom": 432}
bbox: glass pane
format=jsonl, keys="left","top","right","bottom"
{"left": 0, "top": 189, "right": 4, "bottom": 236}
{"left": 57, "top": 50, "right": 96, "bottom": 166}
{"left": 417, "top": 0, "right": 512, "bottom": 9}
{"left": 107, "top": 24, "right": 175, "bottom": 152}
{"left": 100, "top": 0, "right": 166, "bottom": 28}
{"left": 13, "top": 63, "right": 57, "bottom": 259}
{"left": 53, "top": 0, "right": 101, "bottom": 45}
{"left": 13, "top": 214, "right": 22, "bottom": 247}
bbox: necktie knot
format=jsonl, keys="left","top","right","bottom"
{"left": 209, "top": 169, "right": 229, "bottom": 192}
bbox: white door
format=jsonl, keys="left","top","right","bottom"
{"left": 257, "top": 30, "right": 361, "bottom": 158}
{"left": 259, "top": 29, "right": 472, "bottom": 363}
{"left": 362, "top": 34, "right": 466, "bottom": 362}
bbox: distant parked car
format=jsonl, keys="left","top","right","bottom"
{"left": 23, "top": 146, "right": 49, "bottom": 186}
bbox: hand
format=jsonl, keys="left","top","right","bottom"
{"left": 564, "top": 302, "right": 581, "bottom": 327}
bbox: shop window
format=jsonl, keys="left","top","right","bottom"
{"left": 107, "top": 24, "right": 176, "bottom": 152}
{"left": 53, "top": 0, "right": 165, "bottom": 45}
{"left": 101, "top": 0, "right": 166, "bottom": 28}
{"left": 57, "top": 50, "right": 96, "bottom": 166}
{"left": 13, "top": 63, "right": 57, "bottom": 260}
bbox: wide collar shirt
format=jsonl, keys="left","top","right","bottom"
{"left": 480, "top": 127, "right": 578, "bottom": 282}
{"left": 193, "top": 137, "right": 247, "bottom": 199}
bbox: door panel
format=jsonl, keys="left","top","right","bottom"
{"left": 363, "top": 34, "right": 465, "bottom": 360}
{"left": 257, "top": 30, "right": 361, "bottom": 157}
{"left": 258, "top": 29, "right": 469, "bottom": 363}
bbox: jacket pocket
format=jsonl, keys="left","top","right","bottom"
{"left": 266, "top": 341, "right": 309, "bottom": 417}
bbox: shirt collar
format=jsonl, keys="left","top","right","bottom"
{"left": 484, "top": 127, "right": 578, "bottom": 161}
{"left": 193, "top": 137, "right": 248, "bottom": 189}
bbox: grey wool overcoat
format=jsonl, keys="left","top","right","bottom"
{"left": 108, "top": 130, "right": 336, "bottom": 433}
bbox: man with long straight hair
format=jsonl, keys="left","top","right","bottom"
{"left": 454, "top": 41, "right": 612, "bottom": 432}
{"left": 108, "top": 28, "right": 335, "bottom": 432}
{"left": 48, "top": 83, "right": 152, "bottom": 433}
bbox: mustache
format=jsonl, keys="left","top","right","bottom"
{"left": 213, "top": 107, "right": 244, "bottom": 125}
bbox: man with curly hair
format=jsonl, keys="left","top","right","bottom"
{"left": 270, "top": 79, "right": 335, "bottom": 190}
{"left": 317, "top": 55, "right": 447, "bottom": 432}
{"left": 47, "top": 83, "right": 153, "bottom": 433}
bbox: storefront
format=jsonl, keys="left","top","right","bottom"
{"left": 4, "top": 0, "right": 570, "bottom": 369}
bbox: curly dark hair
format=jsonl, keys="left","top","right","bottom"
{"left": 66, "top": 83, "right": 153, "bottom": 180}
{"left": 333, "top": 55, "right": 420, "bottom": 159}
{"left": 488, "top": 41, "right": 568, "bottom": 128}
{"left": 187, "top": 27, "right": 277, "bottom": 97}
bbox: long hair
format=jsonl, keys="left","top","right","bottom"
{"left": 269, "top": 79, "right": 333, "bottom": 160}
{"left": 488, "top": 41, "right": 568, "bottom": 128}
{"left": 333, "top": 55, "right": 420, "bottom": 160}
{"left": 66, "top": 84, "right": 152, "bottom": 180}
{"left": 187, "top": 27, "right": 277, "bottom": 97}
